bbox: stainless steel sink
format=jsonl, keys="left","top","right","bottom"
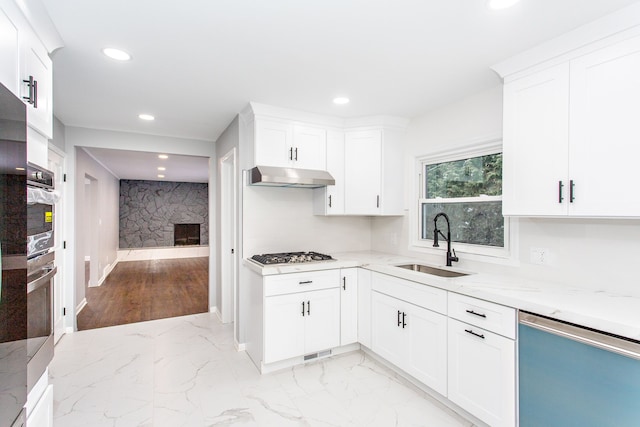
{"left": 395, "top": 264, "right": 469, "bottom": 278}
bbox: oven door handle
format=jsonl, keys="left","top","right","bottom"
{"left": 27, "top": 266, "right": 57, "bottom": 294}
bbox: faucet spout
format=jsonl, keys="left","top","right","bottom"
{"left": 433, "top": 212, "right": 459, "bottom": 267}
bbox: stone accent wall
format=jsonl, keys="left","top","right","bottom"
{"left": 119, "top": 180, "right": 208, "bottom": 248}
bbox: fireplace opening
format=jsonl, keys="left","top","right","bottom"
{"left": 174, "top": 223, "right": 200, "bottom": 246}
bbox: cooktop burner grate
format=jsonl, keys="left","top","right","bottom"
{"left": 251, "top": 251, "right": 333, "bottom": 265}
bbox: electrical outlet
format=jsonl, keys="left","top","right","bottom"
{"left": 530, "top": 247, "right": 549, "bottom": 265}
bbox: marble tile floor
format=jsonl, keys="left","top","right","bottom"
{"left": 50, "top": 313, "right": 476, "bottom": 427}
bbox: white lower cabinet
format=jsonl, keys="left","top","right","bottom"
{"left": 340, "top": 268, "right": 358, "bottom": 346}
{"left": 27, "top": 385, "right": 53, "bottom": 427}
{"left": 371, "top": 290, "right": 447, "bottom": 396}
{"left": 264, "top": 286, "right": 340, "bottom": 364}
{"left": 357, "top": 268, "right": 372, "bottom": 348}
{"left": 447, "top": 318, "right": 516, "bottom": 427}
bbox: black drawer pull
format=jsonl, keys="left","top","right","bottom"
{"left": 301, "top": 301, "right": 305, "bottom": 316}
{"left": 465, "top": 329, "right": 485, "bottom": 339}
{"left": 299, "top": 280, "right": 313, "bottom": 285}
{"left": 466, "top": 309, "right": 486, "bottom": 318}
{"left": 397, "top": 310, "right": 402, "bottom": 327}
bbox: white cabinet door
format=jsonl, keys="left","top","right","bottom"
{"left": 344, "top": 130, "right": 382, "bottom": 215}
{"left": 20, "top": 27, "right": 53, "bottom": 139}
{"left": 339, "top": 268, "right": 358, "bottom": 346}
{"left": 264, "top": 292, "right": 305, "bottom": 363}
{"left": 293, "top": 124, "right": 326, "bottom": 170}
{"left": 27, "top": 385, "right": 53, "bottom": 427}
{"left": 313, "top": 130, "right": 345, "bottom": 215}
{"left": 448, "top": 318, "right": 516, "bottom": 427}
{"left": 357, "top": 268, "right": 372, "bottom": 348}
{"left": 0, "top": 7, "right": 19, "bottom": 95}
{"left": 371, "top": 291, "right": 406, "bottom": 367}
{"left": 304, "top": 288, "right": 340, "bottom": 354}
{"left": 406, "top": 305, "right": 447, "bottom": 396}
{"left": 254, "top": 118, "right": 292, "bottom": 168}
{"left": 569, "top": 34, "right": 640, "bottom": 217}
{"left": 502, "top": 63, "right": 570, "bottom": 216}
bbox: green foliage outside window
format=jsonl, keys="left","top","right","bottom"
{"left": 421, "top": 153, "right": 504, "bottom": 248}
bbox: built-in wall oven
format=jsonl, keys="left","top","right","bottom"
{"left": 0, "top": 82, "right": 28, "bottom": 427}
{"left": 26, "top": 164, "right": 57, "bottom": 392}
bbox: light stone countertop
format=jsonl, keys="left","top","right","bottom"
{"left": 243, "top": 251, "right": 640, "bottom": 341}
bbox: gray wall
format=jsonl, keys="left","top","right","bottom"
{"left": 119, "top": 180, "right": 209, "bottom": 248}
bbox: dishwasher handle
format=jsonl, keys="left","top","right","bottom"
{"left": 519, "top": 311, "right": 640, "bottom": 361}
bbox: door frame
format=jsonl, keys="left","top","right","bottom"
{"left": 48, "top": 146, "right": 66, "bottom": 343}
{"left": 220, "top": 148, "right": 237, "bottom": 325}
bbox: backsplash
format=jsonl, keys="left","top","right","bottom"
{"left": 119, "top": 180, "right": 208, "bottom": 248}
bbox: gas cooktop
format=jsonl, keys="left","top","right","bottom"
{"left": 250, "top": 251, "right": 334, "bottom": 265}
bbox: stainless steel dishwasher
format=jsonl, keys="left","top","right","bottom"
{"left": 518, "top": 311, "right": 640, "bottom": 427}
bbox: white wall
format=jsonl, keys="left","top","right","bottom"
{"left": 215, "top": 116, "right": 240, "bottom": 318}
{"left": 371, "top": 85, "right": 640, "bottom": 296}
{"left": 74, "top": 148, "right": 119, "bottom": 307}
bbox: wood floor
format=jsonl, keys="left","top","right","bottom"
{"left": 77, "top": 257, "right": 209, "bottom": 331}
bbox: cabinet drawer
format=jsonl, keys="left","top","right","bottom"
{"left": 264, "top": 269, "right": 340, "bottom": 296}
{"left": 448, "top": 293, "right": 516, "bottom": 339}
{"left": 371, "top": 272, "right": 447, "bottom": 315}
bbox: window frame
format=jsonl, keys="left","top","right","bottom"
{"left": 412, "top": 138, "right": 517, "bottom": 263}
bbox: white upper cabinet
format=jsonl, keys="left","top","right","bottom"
{"left": 503, "top": 63, "right": 570, "bottom": 216}
{"left": 254, "top": 118, "right": 327, "bottom": 170}
{"left": 343, "top": 128, "right": 404, "bottom": 216}
{"left": 568, "top": 34, "right": 640, "bottom": 217}
{"left": 0, "top": 7, "right": 20, "bottom": 95}
{"left": 500, "top": 26, "right": 640, "bottom": 217}
{"left": 313, "top": 130, "right": 345, "bottom": 215}
{"left": 254, "top": 118, "right": 292, "bottom": 168}
{"left": 292, "top": 124, "right": 327, "bottom": 170}
{"left": 344, "top": 130, "right": 382, "bottom": 215}
{"left": 20, "top": 26, "right": 53, "bottom": 139}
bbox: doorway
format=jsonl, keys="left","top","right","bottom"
{"left": 220, "top": 148, "right": 237, "bottom": 325}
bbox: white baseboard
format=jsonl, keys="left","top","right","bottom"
{"left": 65, "top": 326, "right": 74, "bottom": 334}
{"left": 84, "top": 256, "right": 90, "bottom": 262}
{"left": 95, "top": 259, "right": 118, "bottom": 287}
{"left": 75, "top": 298, "right": 87, "bottom": 315}
{"left": 235, "top": 341, "right": 246, "bottom": 352}
{"left": 117, "top": 246, "right": 209, "bottom": 262}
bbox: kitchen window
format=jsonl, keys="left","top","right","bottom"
{"left": 415, "top": 140, "right": 513, "bottom": 260}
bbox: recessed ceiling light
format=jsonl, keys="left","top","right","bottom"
{"left": 157, "top": 167, "right": 166, "bottom": 171}
{"left": 138, "top": 114, "right": 155, "bottom": 121}
{"left": 488, "top": 0, "right": 520, "bottom": 10}
{"left": 102, "top": 47, "right": 131, "bottom": 61}
{"left": 157, "top": 174, "right": 165, "bottom": 178}
{"left": 158, "top": 154, "right": 169, "bottom": 159}
{"left": 333, "top": 97, "right": 350, "bottom": 105}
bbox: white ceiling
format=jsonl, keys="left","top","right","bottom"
{"left": 82, "top": 147, "right": 209, "bottom": 183}
{"left": 41, "top": 0, "right": 640, "bottom": 181}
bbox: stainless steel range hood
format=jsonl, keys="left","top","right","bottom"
{"left": 249, "top": 166, "right": 335, "bottom": 188}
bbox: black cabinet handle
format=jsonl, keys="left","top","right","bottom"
{"left": 342, "top": 277, "right": 346, "bottom": 290}
{"left": 302, "top": 301, "right": 305, "bottom": 316}
{"left": 294, "top": 147, "right": 298, "bottom": 161}
{"left": 402, "top": 312, "right": 407, "bottom": 329}
{"left": 33, "top": 79, "right": 38, "bottom": 108}
{"left": 307, "top": 300, "right": 310, "bottom": 315}
{"left": 376, "top": 195, "right": 380, "bottom": 208}
{"left": 558, "top": 180, "right": 564, "bottom": 203}
{"left": 328, "top": 195, "right": 332, "bottom": 208}
{"left": 465, "top": 329, "right": 485, "bottom": 339}
{"left": 466, "top": 309, "right": 486, "bottom": 318}
{"left": 299, "top": 280, "right": 313, "bottom": 285}
{"left": 289, "top": 147, "right": 293, "bottom": 161}
{"left": 397, "top": 310, "right": 402, "bottom": 327}
{"left": 570, "top": 180, "right": 575, "bottom": 203}
{"left": 23, "top": 75, "right": 36, "bottom": 106}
